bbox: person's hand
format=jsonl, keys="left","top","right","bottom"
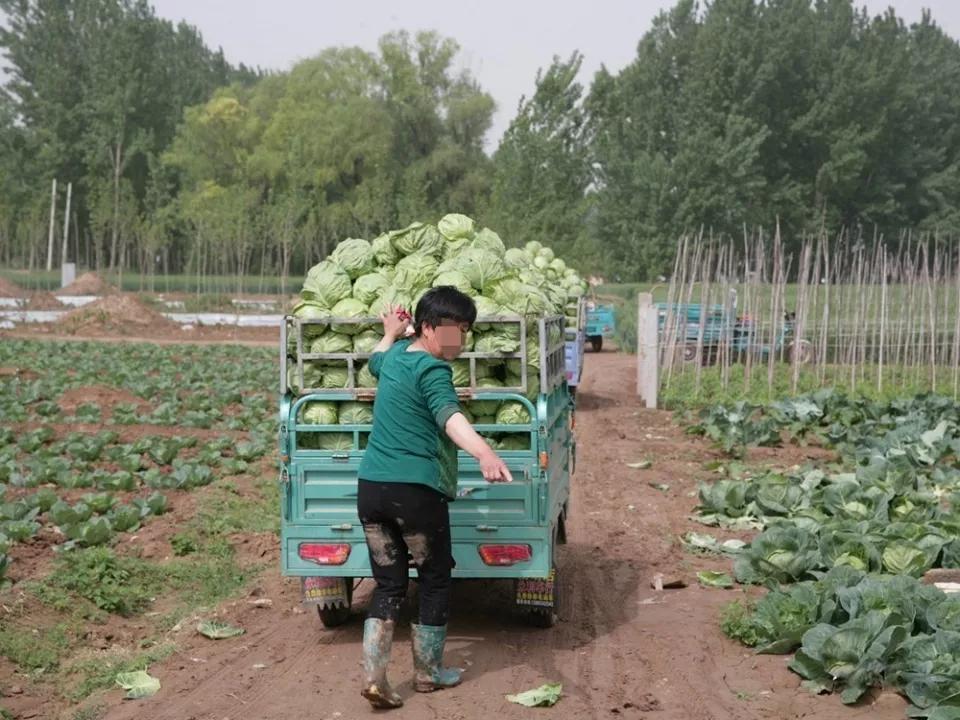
{"left": 381, "top": 305, "right": 411, "bottom": 340}
{"left": 479, "top": 450, "right": 513, "bottom": 483}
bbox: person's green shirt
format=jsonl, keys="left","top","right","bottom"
{"left": 357, "top": 339, "right": 462, "bottom": 498}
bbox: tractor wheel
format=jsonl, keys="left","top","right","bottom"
{"left": 590, "top": 336, "right": 603, "bottom": 352}
{"left": 316, "top": 579, "right": 353, "bottom": 628}
{"left": 787, "top": 339, "right": 815, "bottom": 364}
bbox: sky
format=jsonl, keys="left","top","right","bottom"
{"left": 102, "top": 1, "right": 960, "bottom": 149}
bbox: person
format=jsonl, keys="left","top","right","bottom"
{"left": 357, "top": 286, "right": 513, "bottom": 710}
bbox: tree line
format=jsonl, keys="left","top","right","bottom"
{"left": 1, "top": 0, "right": 959, "bottom": 283}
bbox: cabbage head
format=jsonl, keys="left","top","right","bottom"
{"left": 392, "top": 222, "right": 444, "bottom": 258}
{"left": 433, "top": 270, "right": 473, "bottom": 294}
{"left": 317, "top": 433, "right": 354, "bottom": 450}
{"left": 504, "top": 248, "right": 528, "bottom": 271}
{"left": 468, "top": 377, "right": 504, "bottom": 416}
{"left": 473, "top": 415, "right": 496, "bottom": 425}
{"left": 292, "top": 301, "right": 329, "bottom": 338}
{"left": 525, "top": 241, "right": 543, "bottom": 255}
{"left": 309, "top": 332, "right": 353, "bottom": 356}
{"left": 475, "top": 327, "right": 521, "bottom": 354}
{"left": 353, "top": 273, "right": 389, "bottom": 305}
{"left": 371, "top": 232, "right": 398, "bottom": 265}
{"left": 330, "top": 298, "right": 370, "bottom": 335}
{"left": 394, "top": 253, "right": 439, "bottom": 292}
{"left": 499, "top": 435, "right": 531, "bottom": 451}
{"left": 287, "top": 360, "right": 323, "bottom": 393}
{"left": 497, "top": 401, "right": 531, "bottom": 425}
{"left": 353, "top": 330, "right": 382, "bottom": 354}
{"left": 472, "top": 227, "right": 505, "bottom": 254}
{"left": 538, "top": 247, "right": 555, "bottom": 263}
{"left": 321, "top": 365, "right": 349, "bottom": 388}
{"left": 302, "top": 261, "right": 352, "bottom": 308}
{"left": 331, "top": 238, "right": 374, "bottom": 279}
{"left": 357, "top": 363, "right": 378, "bottom": 388}
{"left": 473, "top": 296, "right": 501, "bottom": 331}
{"left": 339, "top": 402, "right": 373, "bottom": 425}
{"left": 369, "top": 287, "right": 413, "bottom": 318}
{"left": 506, "top": 365, "right": 540, "bottom": 399}
{"left": 438, "top": 213, "right": 476, "bottom": 241}
{"left": 456, "top": 248, "right": 505, "bottom": 291}
{"left": 550, "top": 258, "right": 567, "bottom": 275}
{"left": 450, "top": 359, "right": 492, "bottom": 386}
{"left": 301, "top": 401, "right": 338, "bottom": 425}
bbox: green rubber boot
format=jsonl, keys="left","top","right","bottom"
{"left": 361, "top": 618, "right": 403, "bottom": 709}
{"left": 411, "top": 623, "right": 463, "bottom": 692}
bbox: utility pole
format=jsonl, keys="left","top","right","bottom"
{"left": 46, "top": 178, "right": 57, "bottom": 272}
{"left": 60, "top": 182, "right": 72, "bottom": 265}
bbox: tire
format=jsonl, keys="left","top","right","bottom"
{"left": 787, "top": 339, "right": 815, "bottom": 364}
{"left": 682, "top": 344, "right": 699, "bottom": 364}
{"left": 590, "top": 336, "right": 603, "bottom": 352}
{"left": 525, "top": 564, "right": 560, "bottom": 629}
{"left": 316, "top": 579, "right": 353, "bottom": 628}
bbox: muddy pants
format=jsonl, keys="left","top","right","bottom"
{"left": 357, "top": 479, "right": 454, "bottom": 626}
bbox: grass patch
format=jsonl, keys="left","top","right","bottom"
{"left": 0, "top": 621, "right": 76, "bottom": 671}
{"left": 163, "top": 538, "right": 251, "bottom": 607}
{"left": 47, "top": 548, "right": 156, "bottom": 617}
{"left": 70, "top": 705, "right": 106, "bottom": 720}
{"left": 65, "top": 642, "right": 175, "bottom": 701}
{"left": 194, "top": 477, "right": 280, "bottom": 537}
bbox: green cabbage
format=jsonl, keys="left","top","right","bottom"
{"left": 301, "top": 402, "right": 338, "bottom": 425}
{"left": 292, "top": 301, "right": 330, "bottom": 337}
{"left": 331, "top": 238, "right": 374, "bottom": 279}
{"left": 302, "top": 261, "right": 352, "bottom": 308}
{"left": 321, "top": 365, "right": 349, "bottom": 388}
{"left": 504, "top": 248, "right": 528, "bottom": 270}
{"left": 468, "top": 378, "right": 504, "bottom": 416}
{"left": 339, "top": 402, "right": 373, "bottom": 425}
{"left": 309, "top": 332, "right": 353, "bottom": 356}
{"left": 353, "top": 273, "right": 389, "bottom": 305}
{"left": 353, "top": 330, "right": 382, "bottom": 354}
{"left": 456, "top": 248, "right": 505, "bottom": 291}
{"left": 497, "top": 402, "right": 531, "bottom": 425}
{"left": 472, "top": 228, "right": 505, "bottom": 254}
{"left": 499, "top": 435, "right": 531, "bottom": 450}
{"left": 506, "top": 365, "right": 540, "bottom": 399}
{"left": 394, "top": 253, "right": 439, "bottom": 292}
{"left": 474, "top": 415, "right": 496, "bottom": 425}
{"left": 369, "top": 287, "right": 413, "bottom": 317}
{"left": 317, "top": 433, "right": 354, "bottom": 450}
{"left": 371, "top": 232, "right": 398, "bottom": 265}
{"left": 287, "top": 360, "right": 323, "bottom": 392}
{"left": 473, "top": 296, "right": 501, "bottom": 331}
{"left": 475, "top": 326, "right": 521, "bottom": 354}
{"left": 433, "top": 270, "right": 473, "bottom": 294}
{"left": 438, "top": 213, "right": 476, "bottom": 241}
{"left": 357, "top": 363, "right": 378, "bottom": 388}
{"left": 329, "top": 298, "right": 370, "bottom": 335}
{"left": 392, "top": 222, "right": 444, "bottom": 258}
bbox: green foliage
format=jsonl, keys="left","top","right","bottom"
{"left": 50, "top": 548, "right": 154, "bottom": 616}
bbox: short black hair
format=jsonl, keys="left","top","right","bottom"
{"left": 414, "top": 286, "right": 477, "bottom": 336}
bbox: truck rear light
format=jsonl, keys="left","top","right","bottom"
{"left": 299, "top": 543, "right": 351, "bottom": 565}
{"left": 478, "top": 544, "right": 532, "bottom": 566}
{"left": 603, "top": 325, "right": 612, "bottom": 332}
{"left": 539, "top": 451, "right": 549, "bottom": 469}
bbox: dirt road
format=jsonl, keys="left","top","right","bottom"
{"left": 101, "top": 352, "right": 907, "bottom": 720}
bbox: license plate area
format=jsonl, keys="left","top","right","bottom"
{"left": 301, "top": 576, "right": 349, "bottom": 608}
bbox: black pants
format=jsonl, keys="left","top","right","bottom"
{"left": 357, "top": 480, "right": 454, "bottom": 626}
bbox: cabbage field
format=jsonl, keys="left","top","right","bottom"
{"left": 686, "top": 392, "right": 960, "bottom": 718}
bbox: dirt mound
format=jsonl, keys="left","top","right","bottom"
{"left": 23, "top": 291, "right": 64, "bottom": 310}
{"left": 0, "top": 275, "right": 24, "bottom": 298}
{"left": 58, "top": 294, "right": 177, "bottom": 336}
{"left": 55, "top": 271, "right": 118, "bottom": 296}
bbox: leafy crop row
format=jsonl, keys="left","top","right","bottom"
{"left": 690, "top": 391, "right": 960, "bottom": 718}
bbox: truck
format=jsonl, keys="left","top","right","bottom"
{"left": 657, "top": 301, "right": 814, "bottom": 365}
{"left": 585, "top": 301, "right": 616, "bottom": 352}
{"left": 563, "top": 298, "right": 587, "bottom": 396}
{"left": 278, "top": 312, "right": 575, "bottom": 629}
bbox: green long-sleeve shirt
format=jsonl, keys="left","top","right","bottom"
{"left": 357, "top": 339, "right": 462, "bottom": 498}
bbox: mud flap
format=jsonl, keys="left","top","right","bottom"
{"left": 515, "top": 568, "right": 556, "bottom": 609}
{"left": 302, "top": 577, "right": 350, "bottom": 609}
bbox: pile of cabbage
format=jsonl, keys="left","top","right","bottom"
{"left": 287, "top": 214, "right": 587, "bottom": 450}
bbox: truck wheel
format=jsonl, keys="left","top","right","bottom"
{"left": 316, "top": 579, "right": 353, "bottom": 628}
{"left": 525, "top": 564, "right": 560, "bottom": 629}
{"left": 590, "top": 337, "right": 603, "bottom": 352}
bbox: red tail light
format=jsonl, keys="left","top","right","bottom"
{"left": 299, "top": 543, "right": 351, "bottom": 565}
{"left": 478, "top": 544, "right": 532, "bottom": 566}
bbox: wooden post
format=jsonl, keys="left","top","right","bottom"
{"left": 46, "top": 178, "right": 57, "bottom": 272}
{"left": 637, "top": 292, "right": 659, "bottom": 409}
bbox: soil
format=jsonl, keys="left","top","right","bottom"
{"left": 0, "top": 276, "right": 24, "bottom": 298}
{"left": 22, "top": 291, "right": 64, "bottom": 310}
{"left": 56, "top": 295, "right": 179, "bottom": 336}
{"left": 55, "top": 271, "right": 119, "bottom": 296}
{"left": 50, "top": 351, "right": 901, "bottom": 720}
